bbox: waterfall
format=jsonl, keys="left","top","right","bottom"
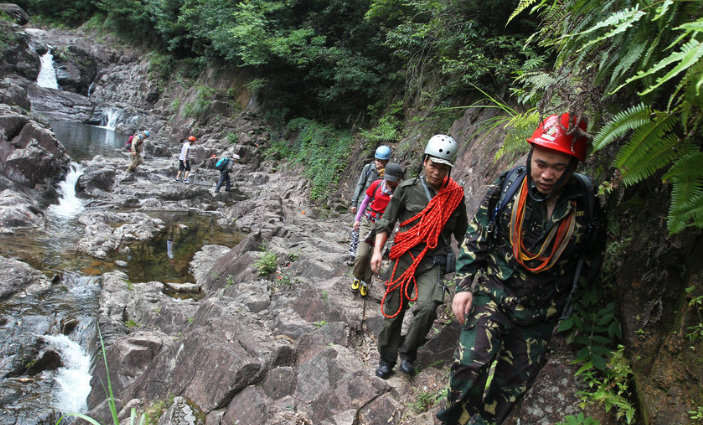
{"left": 48, "top": 163, "right": 85, "bottom": 219}
{"left": 43, "top": 334, "right": 92, "bottom": 415}
{"left": 100, "top": 107, "right": 123, "bottom": 130}
{"left": 37, "top": 51, "right": 59, "bottom": 90}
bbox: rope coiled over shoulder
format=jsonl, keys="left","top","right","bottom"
{"left": 381, "top": 177, "right": 464, "bottom": 318}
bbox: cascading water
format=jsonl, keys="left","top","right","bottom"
{"left": 44, "top": 334, "right": 92, "bottom": 415}
{"left": 48, "top": 163, "right": 85, "bottom": 219}
{"left": 99, "top": 107, "right": 123, "bottom": 130}
{"left": 37, "top": 50, "right": 59, "bottom": 90}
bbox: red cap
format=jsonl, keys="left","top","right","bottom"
{"left": 527, "top": 114, "right": 588, "bottom": 161}
{"left": 188, "top": 136, "right": 196, "bottom": 141}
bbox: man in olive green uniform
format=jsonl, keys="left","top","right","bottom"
{"left": 436, "top": 114, "right": 606, "bottom": 425}
{"left": 126, "top": 130, "right": 149, "bottom": 173}
{"left": 371, "top": 135, "right": 468, "bottom": 379}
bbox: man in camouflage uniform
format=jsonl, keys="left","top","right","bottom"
{"left": 370, "top": 135, "right": 468, "bottom": 379}
{"left": 127, "top": 130, "right": 149, "bottom": 173}
{"left": 436, "top": 114, "right": 606, "bottom": 425}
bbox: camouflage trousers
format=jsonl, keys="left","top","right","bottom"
{"left": 436, "top": 294, "right": 554, "bottom": 425}
{"left": 127, "top": 154, "right": 143, "bottom": 172}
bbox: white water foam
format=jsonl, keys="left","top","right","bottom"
{"left": 48, "top": 163, "right": 85, "bottom": 219}
{"left": 37, "top": 51, "right": 59, "bottom": 90}
{"left": 100, "top": 107, "right": 122, "bottom": 130}
{"left": 43, "top": 334, "right": 92, "bottom": 415}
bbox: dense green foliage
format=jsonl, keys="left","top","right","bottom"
{"left": 501, "top": 0, "right": 703, "bottom": 235}
{"left": 25, "top": 0, "right": 538, "bottom": 125}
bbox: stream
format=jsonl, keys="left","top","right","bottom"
{"left": 0, "top": 121, "right": 242, "bottom": 424}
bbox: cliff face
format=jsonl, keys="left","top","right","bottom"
{"left": 1, "top": 9, "right": 701, "bottom": 424}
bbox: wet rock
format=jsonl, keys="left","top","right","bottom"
{"left": 0, "top": 256, "right": 52, "bottom": 300}
{"left": 26, "top": 349, "right": 62, "bottom": 376}
{"left": 76, "top": 168, "right": 116, "bottom": 193}
{"left": 0, "top": 105, "right": 71, "bottom": 188}
{"left": 0, "top": 189, "right": 44, "bottom": 229}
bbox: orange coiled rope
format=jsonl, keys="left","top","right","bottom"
{"left": 509, "top": 178, "right": 576, "bottom": 273}
{"left": 380, "top": 177, "right": 464, "bottom": 318}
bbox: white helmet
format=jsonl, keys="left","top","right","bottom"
{"left": 424, "top": 134, "right": 458, "bottom": 167}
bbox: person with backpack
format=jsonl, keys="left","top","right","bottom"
{"left": 348, "top": 145, "right": 391, "bottom": 262}
{"left": 175, "top": 135, "right": 196, "bottom": 183}
{"left": 369, "top": 135, "right": 468, "bottom": 379}
{"left": 126, "top": 130, "right": 149, "bottom": 173}
{"left": 436, "top": 114, "right": 606, "bottom": 425}
{"left": 351, "top": 163, "right": 403, "bottom": 298}
{"left": 214, "top": 153, "right": 240, "bottom": 193}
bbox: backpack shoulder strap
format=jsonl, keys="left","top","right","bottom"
{"left": 573, "top": 173, "right": 595, "bottom": 226}
{"left": 560, "top": 173, "right": 598, "bottom": 320}
{"left": 487, "top": 166, "right": 526, "bottom": 235}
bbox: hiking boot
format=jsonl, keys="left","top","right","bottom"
{"left": 351, "top": 278, "right": 361, "bottom": 293}
{"left": 183, "top": 179, "right": 191, "bottom": 183}
{"left": 175, "top": 178, "right": 181, "bottom": 182}
{"left": 399, "top": 356, "right": 415, "bottom": 375}
{"left": 359, "top": 281, "right": 369, "bottom": 298}
{"left": 375, "top": 361, "right": 394, "bottom": 379}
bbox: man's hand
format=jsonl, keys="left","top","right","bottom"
{"left": 452, "top": 291, "right": 473, "bottom": 326}
{"left": 350, "top": 206, "right": 357, "bottom": 215}
{"left": 353, "top": 220, "right": 361, "bottom": 232}
{"left": 371, "top": 250, "right": 383, "bottom": 274}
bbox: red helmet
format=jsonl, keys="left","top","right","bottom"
{"left": 527, "top": 114, "right": 588, "bottom": 161}
{"left": 188, "top": 135, "right": 196, "bottom": 141}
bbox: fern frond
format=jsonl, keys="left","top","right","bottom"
{"left": 666, "top": 152, "right": 703, "bottom": 234}
{"left": 615, "top": 114, "right": 681, "bottom": 185}
{"left": 507, "top": 0, "right": 546, "bottom": 24}
{"left": 639, "top": 38, "right": 703, "bottom": 96}
{"left": 591, "top": 103, "right": 651, "bottom": 151}
{"left": 574, "top": 8, "right": 646, "bottom": 53}
{"left": 615, "top": 37, "right": 703, "bottom": 95}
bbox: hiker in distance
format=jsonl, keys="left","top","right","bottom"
{"left": 214, "top": 153, "right": 240, "bottom": 193}
{"left": 175, "top": 135, "right": 196, "bottom": 183}
{"left": 126, "top": 130, "right": 149, "bottom": 173}
{"left": 348, "top": 145, "right": 391, "bottom": 262}
{"left": 436, "top": 114, "right": 606, "bottom": 425}
{"left": 370, "top": 135, "right": 468, "bottom": 379}
{"left": 351, "top": 162, "right": 403, "bottom": 298}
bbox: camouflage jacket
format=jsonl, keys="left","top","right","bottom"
{"left": 376, "top": 176, "right": 468, "bottom": 258}
{"left": 455, "top": 171, "right": 606, "bottom": 325}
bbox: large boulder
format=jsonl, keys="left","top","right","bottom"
{"left": 0, "top": 22, "right": 39, "bottom": 81}
{"left": 0, "top": 106, "right": 71, "bottom": 188}
{"left": 0, "top": 256, "right": 52, "bottom": 300}
{"left": 0, "top": 189, "right": 44, "bottom": 230}
{"left": 0, "top": 4, "right": 30, "bottom": 25}
{"left": 0, "top": 78, "right": 31, "bottom": 111}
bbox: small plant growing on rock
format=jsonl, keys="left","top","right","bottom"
{"left": 314, "top": 320, "right": 327, "bottom": 328}
{"left": 556, "top": 412, "right": 601, "bottom": 425}
{"left": 226, "top": 274, "right": 235, "bottom": 287}
{"left": 255, "top": 251, "right": 278, "bottom": 276}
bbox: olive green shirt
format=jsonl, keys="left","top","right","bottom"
{"left": 375, "top": 176, "right": 468, "bottom": 258}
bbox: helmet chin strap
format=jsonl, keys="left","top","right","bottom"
{"left": 525, "top": 150, "right": 578, "bottom": 203}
